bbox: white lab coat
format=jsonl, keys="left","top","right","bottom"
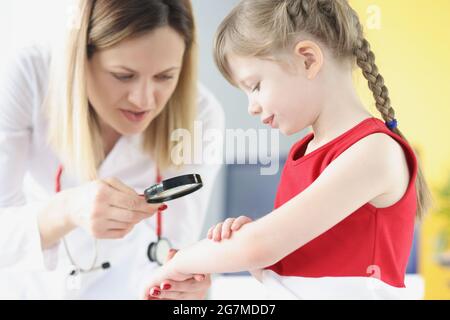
{"left": 0, "top": 45, "right": 225, "bottom": 299}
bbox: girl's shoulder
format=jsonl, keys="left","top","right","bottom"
{"left": 346, "top": 132, "right": 411, "bottom": 208}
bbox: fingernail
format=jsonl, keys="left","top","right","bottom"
{"left": 158, "top": 204, "right": 168, "bottom": 211}
{"left": 162, "top": 283, "right": 171, "bottom": 290}
{"left": 150, "top": 287, "right": 161, "bottom": 296}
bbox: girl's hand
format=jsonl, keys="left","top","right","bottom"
{"left": 64, "top": 177, "right": 165, "bottom": 239}
{"left": 144, "top": 249, "right": 210, "bottom": 300}
{"left": 207, "top": 216, "right": 253, "bottom": 242}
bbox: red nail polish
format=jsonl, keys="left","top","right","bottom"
{"left": 162, "top": 283, "right": 171, "bottom": 290}
{"left": 158, "top": 204, "right": 168, "bottom": 211}
{"left": 150, "top": 288, "right": 161, "bottom": 296}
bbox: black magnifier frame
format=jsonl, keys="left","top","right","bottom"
{"left": 144, "top": 174, "right": 203, "bottom": 204}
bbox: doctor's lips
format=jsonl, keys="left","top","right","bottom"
{"left": 119, "top": 108, "right": 150, "bottom": 123}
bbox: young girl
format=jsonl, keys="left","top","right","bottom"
{"left": 143, "top": 0, "right": 432, "bottom": 299}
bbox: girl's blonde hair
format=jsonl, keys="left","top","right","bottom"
{"left": 214, "top": 0, "right": 432, "bottom": 218}
{"left": 46, "top": 0, "right": 198, "bottom": 181}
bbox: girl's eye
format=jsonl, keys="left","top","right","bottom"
{"left": 112, "top": 73, "right": 134, "bottom": 81}
{"left": 252, "top": 82, "right": 261, "bottom": 92}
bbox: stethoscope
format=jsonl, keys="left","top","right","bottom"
{"left": 55, "top": 165, "right": 203, "bottom": 275}
{"left": 55, "top": 165, "right": 110, "bottom": 276}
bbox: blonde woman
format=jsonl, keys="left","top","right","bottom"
{"left": 0, "top": 0, "right": 223, "bottom": 299}
{"left": 143, "top": 0, "right": 432, "bottom": 299}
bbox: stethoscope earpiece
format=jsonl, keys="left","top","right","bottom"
{"left": 68, "top": 261, "right": 111, "bottom": 276}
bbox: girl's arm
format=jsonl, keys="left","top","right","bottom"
{"left": 149, "top": 133, "right": 405, "bottom": 283}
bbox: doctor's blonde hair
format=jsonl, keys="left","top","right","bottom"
{"left": 214, "top": 0, "right": 432, "bottom": 218}
{"left": 45, "top": 0, "right": 197, "bottom": 181}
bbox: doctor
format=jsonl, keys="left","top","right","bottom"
{"left": 0, "top": 0, "right": 223, "bottom": 299}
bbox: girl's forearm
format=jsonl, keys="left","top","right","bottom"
{"left": 168, "top": 194, "right": 318, "bottom": 276}
{"left": 170, "top": 223, "right": 272, "bottom": 275}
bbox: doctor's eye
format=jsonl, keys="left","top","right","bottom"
{"left": 111, "top": 73, "right": 134, "bottom": 82}
{"left": 155, "top": 74, "right": 175, "bottom": 81}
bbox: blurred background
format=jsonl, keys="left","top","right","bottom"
{"left": 0, "top": 0, "right": 449, "bottom": 299}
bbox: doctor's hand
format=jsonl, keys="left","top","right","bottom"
{"left": 207, "top": 216, "right": 253, "bottom": 242}
{"left": 64, "top": 177, "right": 165, "bottom": 239}
{"left": 144, "top": 249, "right": 211, "bottom": 300}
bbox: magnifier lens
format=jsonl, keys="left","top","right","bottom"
{"left": 144, "top": 174, "right": 203, "bottom": 203}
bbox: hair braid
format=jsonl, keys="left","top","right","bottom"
{"left": 353, "top": 34, "right": 433, "bottom": 219}
{"left": 354, "top": 38, "right": 396, "bottom": 124}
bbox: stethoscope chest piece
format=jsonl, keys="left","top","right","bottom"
{"left": 147, "top": 237, "right": 172, "bottom": 266}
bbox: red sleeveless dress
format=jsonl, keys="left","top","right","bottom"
{"left": 261, "top": 117, "right": 418, "bottom": 299}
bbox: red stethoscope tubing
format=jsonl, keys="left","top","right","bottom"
{"left": 55, "top": 165, "right": 63, "bottom": 193}
{"left": 55, "top": 165, "right": 163, "bottom": 237}
{"left": 155, "top": 172, "right": 162, "bottom": 238}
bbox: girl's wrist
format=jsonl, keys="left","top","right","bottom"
{"left": 165, "top": 255, "right": 180, "bottom": 274}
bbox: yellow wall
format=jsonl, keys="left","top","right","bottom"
{"left": 349, "top": 0, "right": 450, "bottom": 299}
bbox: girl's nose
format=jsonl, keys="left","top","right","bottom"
{"left": 129, "top": 81, "right": 155, "bottom": 110}
{"left": 248, "top": 101, "right": 262, "bottom": 116}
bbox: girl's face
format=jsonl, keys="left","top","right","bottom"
{"left": 227, "top": 53, "right": 323, "bottom": 136}
{"left": 87, "top": 26, "right": 185, "bottom": 136}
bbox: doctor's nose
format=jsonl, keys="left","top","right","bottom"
{"left": 128, "top": 81, "right": 156, "bottom": 111}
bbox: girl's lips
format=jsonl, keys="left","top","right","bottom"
{"left": 120, "top": 109, "right": 149, "bottom": 123}
{"left": 270, "top": 116, "right": 277, "bottom": 129}
{"left": 262, "top": 115, "right": 275, "bottom": 127}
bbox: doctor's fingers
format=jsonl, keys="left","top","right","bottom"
{"left": 105, "top": 219, "right": 132, "bottom": 230}
{"left": 149, "top": 290, "right": 193, "bottom": 300}
{"left": 106, "top": 187, "right": 162, "bottom": 214}
{"left": 90, "top": 223, "right": 133, "bottom": 239}
{"left": 106, "top": 205, "right": 155, "bottom": 224}
{"left": 157, "top": 277, "right": 211, "bottom": 296}
{"left": 102, "top": 177, "right": 137, "bottom": 196}
{"left": 103, "top": 227, "right": 134, "bottom": 239}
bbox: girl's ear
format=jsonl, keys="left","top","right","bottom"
{"left": 293, "top": 40, "right": 324, "bottom": 80}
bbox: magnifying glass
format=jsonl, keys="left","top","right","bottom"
{"left": 143, "top": 174, "right": 203, "bottom": 265}
{"left": 144, "top": 174, "right": 203, "bottom": 203}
